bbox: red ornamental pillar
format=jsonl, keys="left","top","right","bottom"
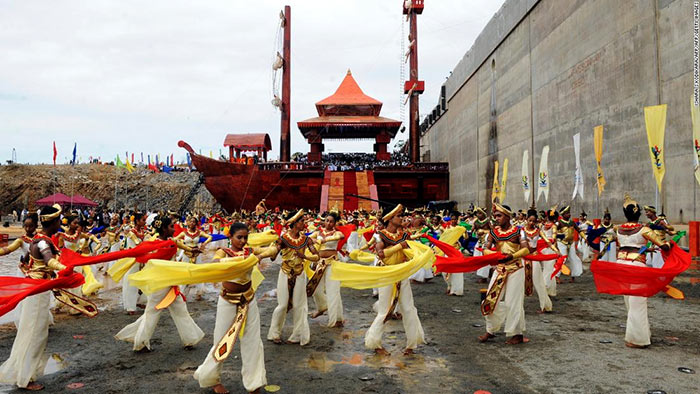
{"left": 308, "top": 134, "right": 323, "bottom": 163}
{"left": 375, "top": 132, "right": 391, "bottom": 161}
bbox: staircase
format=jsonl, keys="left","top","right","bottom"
{"left": 320, "top": 170, "right": 377, "bottom": 212}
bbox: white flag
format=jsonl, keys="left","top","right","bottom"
{"left": 537, "top": 146, "right": 550, "bottom": 203}
{"left": 521, "top": 150, "right": 530, "bottom": 204}
{"left": 572, "top": 133, "right": 584, "bottom": 200}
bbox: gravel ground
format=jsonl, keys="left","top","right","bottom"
{"left": 0, "top": 259, "right": 698, "bottom": 394}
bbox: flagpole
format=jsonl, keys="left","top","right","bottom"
{"left": 70, "top": 175, "right": 74, "bottom": 211}
{"left": 655, "top": 185, "right": 659, "bottom": 212}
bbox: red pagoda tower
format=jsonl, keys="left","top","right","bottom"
{"left": 297, "top": 70, "right": 402, "bottom": 162}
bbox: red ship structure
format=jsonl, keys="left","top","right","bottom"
{"left": 179, "top": 1, "right": 448, "bottom": 212}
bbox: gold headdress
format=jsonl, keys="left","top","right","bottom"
{"left": 643, "top": 205, "right": 656, "bottom": 213}
{"left": 40, "top": 204, "right": 62, "bottom": 222}
{"left": 623, "top": 193, "right": 639, "bottom": 213}
{"left": 474, "top": 206, "right": 486, "bottom": 216}
{"left": 560, "top": 205, "right": 571, "bottom": 215}
{"left": 285, "top": 209, "right": 305, "bottom": 226}
{"left": 382, "top": 204, "right": 404, "bottom": 222}
{"left": 548, "top": 204, "right": 559, "bottom": 217}
{"left": 492, "top": 202, "right": 513, "bottom": 217}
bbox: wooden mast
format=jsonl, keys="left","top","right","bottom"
{"left": 403, "top": 1, "right": 424, "bottom": 163}
{"left": 280, "top": 5, "right": 291, "bottom": 162}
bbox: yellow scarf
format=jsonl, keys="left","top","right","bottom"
{"left": 128, "top": 255, "right": 262, "bottom": 295}
{"left": 330, "top": 241, "right": 434, "bottom": 289}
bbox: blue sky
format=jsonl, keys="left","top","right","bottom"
{"left": 0, "top": 0, "right": 505, "bottom": 164}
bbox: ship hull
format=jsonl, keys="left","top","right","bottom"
{"left": 179, "top": 141, "right": 449, "bottom": 212}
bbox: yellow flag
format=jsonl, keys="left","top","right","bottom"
{"left": 594, "top": 125, "right": 606, "bottom": 196}
{"left": 691, "top": 97, "right": 700, "bottom": 186}
{"left": 500, "top": 158, "right": 508, "bottom": 203}
{"left": 491, "top": 160, "right": 500, "bottom": 203}
{"left": 125, "top": 159, "right": 135, "bottom": 173}
{"left": 644, "top": 105, "right": 667, "bottom": 191}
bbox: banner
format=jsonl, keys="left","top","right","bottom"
{"left": 691, "top": 97, "right": 700, "bottom": 186}
{"left": 53, "top": 142, "right": 57, "bottom": 166}
{"left": 521, "top": 150, "right": 530, "bottom": 204}
{"left": 500, "top": 158, "right": 508, "bottom": 203}
{"left": 125, "top": 158, "right": 135, "bottom": 173}
{"left": 491, "top": 160, "right": 500, "bottom": 203}
{"left": 71, "top": 143, "right": 77, "bottom": 166}
{"left": 594, "top": 125, "right": 606, "bottom": 196}
{"left": 572, "top": 133, "right": 584, "bottom": 200}
{"left": 115, "top": 155, "right": 125, "bottom": 168}
{"left": 537, "top": 145, "right": 550, "bottom": 203}
{"left": 644, "top": 104, "right": 667, "bottom": 191}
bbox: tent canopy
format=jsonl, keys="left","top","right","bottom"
{"left": 35, "top": 193, "right": 97, "bottom": 207}
{"left": 35, "top": 193, "right": 72, "bottom": 206}
{"left": 70, "top": 194, "right": 98, "bottom": 207}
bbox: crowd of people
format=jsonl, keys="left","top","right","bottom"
{"left": 293, "top": 152, "right": 412, "bottom": 170}
{"left": 0, "top": 195, "right": 687, "bottom": 392}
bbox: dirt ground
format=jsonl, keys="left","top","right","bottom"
{"left": 0, "top": 260, "right": 698, "bottom": 394}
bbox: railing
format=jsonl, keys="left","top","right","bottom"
{"left": 257, "top": 161, "right": 448, "bottom": 172}
{"left": 372, "top": 162, "right": 449, "bottom": 172}
{"left": 257, "top": 162, "right": 325, "bottom": 171}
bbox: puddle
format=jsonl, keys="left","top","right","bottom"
{"left": 44, "top": 353, "right": 67, "bottom": 374}
{"left": 307, "top": 350, "right": 448, "bottom": 375}
{"left": 307, "top": 352, "right": 365, "bottom": 372}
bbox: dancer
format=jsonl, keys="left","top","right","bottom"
{"left": 194, "top": 222, "right": 277, "bottom": 394}
{"left": 308, "top": 211, "right": 345, "bottom": 327}
{"left": 440, "top": 219, "right": 465, "bottom": 296}
{"left": 522, "top": 208, "right": 556, "bottom": 313}
{"left": 541, "top": 208, "right": 560, "bottom": 293}
{"left": 643, "top": 205, "right": 675, "bottom": 268}
{"left": 0, "top": 214, "right": 37, "bottom": 260}
{"left": 472, "top": 207, "right": 491, "bottom": 283}
{"left": 0, "top": 205, "right": 70, "bottom": 390}
{"left": 599, "top": 210, "right": 616, "bottom": 262}
{"left": 365, "top": 204, "right": 425, "bottom": 355}
{"left": 577, "top": 211, "right": 593, "bottom": 263}
{"left": 556, "top": 206, "right": 583, "bottom": 282}
{"left": 479, "top": 203, "right": 531, "bottom": 345}
{"left": 122, "top": 212, "right": 148, "bottom": 314}
{"left": 408, "top": 214, "right": 435, "bottom": 283}
{"left": 115, "top": 215, "right": 205, "bottom": 352}
{"left": 267, "top": 210, "right": 318, "bottom": 346}
{"left": 101, "top": 214, "right": 123, "bottom": 284}
{"left": 615, "top": 195, "right": 670, "bottom": 348}
{"left": 174, "top": 215, "right": 213, "bottom": 300}
{"left": 56, "top": 214, "right": 93, "bottom": 313}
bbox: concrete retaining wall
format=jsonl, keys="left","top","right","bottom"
{"left": 421, "top": 0, "right": 697, "bottom": 222}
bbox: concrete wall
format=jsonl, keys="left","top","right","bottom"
{"left": 421, "top": 0, "right": 697, "bottom": 223}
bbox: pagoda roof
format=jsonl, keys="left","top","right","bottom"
{"left": 297, "top": 116, "right": 401, "bottom": 139}
{"left": 316, "top": 70, "right": 382, "bottom": 107}
{"left": 223, "top": 133, "right": 272, "bottom": 151}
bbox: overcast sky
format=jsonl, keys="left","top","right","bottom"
{"left": 0, "top": 0, "right": 505, "bottom": 164}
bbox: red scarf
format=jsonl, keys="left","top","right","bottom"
{"left": 428, "top": 236, "right": 504, "bottom": 274}
{"left": 59, "top": 239, "right": 176, "bottom": 268}
{"left": 335, "top": 224, "right": 356, "bottom": 251}
{"left": 0, "top": 274, "right": 85, "bottom": 317}
{"left": 590, "top": 242, "right": 690, "bottom": 297}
